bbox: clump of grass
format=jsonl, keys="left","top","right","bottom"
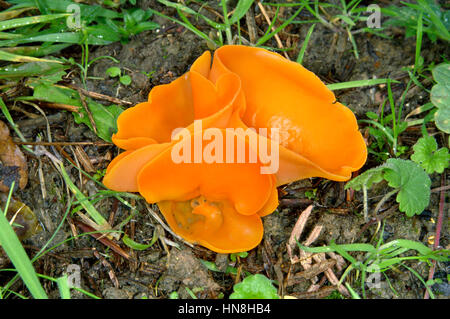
{"left": 382, "top": 0, "right": 450, "bottom": 43}
{"left": 298, "top": 223, "right": 449, "bottom": 299}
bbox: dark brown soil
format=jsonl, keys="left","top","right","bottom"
{"left": 0, "top": 0, "right": 448, "bottom": 299}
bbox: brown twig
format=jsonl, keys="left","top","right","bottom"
{"left": 287, "top": 205, "right": 314, "bottom": 264}
{"left": 75, "top": 87, "right": 97, "bottom": 134}
{"left": 73, "top": 145, "right": 95, "bottom": 173}
{"left": 287, "top": 259, "right": 336, "bottom": 286}
{"left": 92, "top": 248, "right": 120, "bottom": 288}
{"left": 37, "top": 101, "right": 80, "bottom": 113}
{"left": 73, "top": 219, "right": 131, "bottom": 260}
{"left": 257, "top": 1, "right": 290, "bottom": 59}
{"left": 430, "top": 185, "right": 450, "bottom": 193}
{"left": 245, "top": 8, "right": 258, "bottom": 44}
{"left": 67, "top": 84, "right": 132, "bottom": 106}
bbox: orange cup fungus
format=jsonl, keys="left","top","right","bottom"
{"left": 103, "top": 45, "right": 367, "bottom": 253}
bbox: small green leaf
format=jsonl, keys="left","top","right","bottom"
{"left": 411, "top": 136, "right": 450, "bottom": 174}
{"left": 431, "top": 83, "right": 449, "bottom": 109}
{"left": 32, "top": 83, "right": 81, "bottom": 105}
{"left": 229, "top": 274, "right": 279, "bottom": 299}
{"left": 346, "top": 159, "right": 432, "bottom": 218}
{"left": 366, "top": 111, "right": 379, "bottom": 120}
{"left": 106, "top": 66, "right": 121, "bottom": 78}
{"left": 119, "top": 75, "right": 131, "bottom": 86}
{"left": 344, "top": 165, "right": 385, "bottom": 191}
{"left": 432, "top": 63, "right": 450, "bottom": 85}
{"left": 169, "top": 291, "right": 179, "bottom": 299}
{"left": 31, "top": 83, "right": 124, "bottom": 142}
{"left": 434, "top": 106, "right": 450, "bottom": 134}
{"left": 73, "top": 100, "right": 124, "bottom": 142}
{"left": 230, "top": 251, "right": 248, "bottom": 262}
{"left": 383, "top": 159, "right": 431, "bottom": 217}
{"left": 431, "top": 63, "right": 450, "bottom": 134}
{"left": 199, "top": 259, "right": 221, "bottom": 272}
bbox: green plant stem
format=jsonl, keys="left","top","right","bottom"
{"left": 386, "top": 79, "right": 397, "bottom": 154}
{"left": 221, "top": 0, "right": 233, "bottom": 44}
{"left": 414, "top": 12, "right": 423, "bottom": 75}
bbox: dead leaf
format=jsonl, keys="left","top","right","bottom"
{"left": 1, "top": 194, "right": 42, "bottom": 240}
{"left": 0, "top": 120, "right": 28, "bottom": 192}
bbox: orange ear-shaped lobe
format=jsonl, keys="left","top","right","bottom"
{"left": 103, "top": 143, "right": 171, "bottom": 192}
{"left": 157, "top": 199, "right": 263, "bottom": 253}
{"left": 210, "top": 45, "right": 367, "bottom": 184}
{"left": 137, "top": 128, "right": 276, "bottom": 216}
{"left": 112, "top": 74, "right": 195, "bottom": 150}
{"left": 111, "top": 51, "right": 246, "bottom": 151}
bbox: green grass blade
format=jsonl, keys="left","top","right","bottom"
{"left": 0, "top": 7, "right": 35, "bottom": 21}
{"left": 0, "top": 49, "right": 61, "bottom": 63}
{"left": 158, "top": 0, "right": 224, "bottom": 30}
{"left": 0, "top": 97, "right": 34, "bottom": 154}
{"left": 37, "top": 273, "right": 100, "bottom": 299}
{"left": 296, "top": 23, "right": 315, "bottom": 65}
{"left": 0, "top": 31, "right": 22, "bottom": 39}
{"left": 380, "top": 239, "right": 433, "bottom": 256}
{"left": 358, "top": 119, "right": 395, "bottom": 144}
{"left": 386, "top": 79, "right": 397, "bottom": 153}
{"left": 259, "top": 6, "right": 279, "bottom": 44}
{"left": 414, "top": 12, "right": 423, "bottom": 74}
{"left": 122, "top": 231, "right": 158, "bottom": 251}
{"left": 0, "top": 32, "right": 113, "bottom": 47}
{"left": 0, "top": 13, "right": 70, "bottom": 32}
{"left": 400, "top": 263, "right": 435, "bottom": 299}
{"left": 56, "top": 275, "right": 71, "bottom": 299}
{"left": 327, "top": 78, "right": 398, "bottom": 91}
{"left": 149, "top": 8, "right": 219, "bottom": 47}
{"left": 256, "top": 5, "right": 304, "bottom": 46}
{"left": 0, "top": 43, "right": 71, "bottom": 57}
{"left": 0, "top": 60, "right": 68, "bottom": 78}
{"left": 297, "top": 242, "right": 376, "bottom": 254}
{"left": 221, "top": 0, "right": 233, "bottom": 44}
{"left": 59, "top": 163, "right": 109, "bottom": 228}
{"left": 229, "top": 0, "right": 255, "bottom": 25}
{"left": 416, "top": 0, "right": 450, "bottom": 42}
{"left": 345, "top": 283, "right": 361, "bottom": 299}
{"left": 0, "top": 185, "right": 48, "bottom": 299}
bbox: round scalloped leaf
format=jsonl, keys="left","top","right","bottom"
{"left": 434, "top": 106, "right": 450, "bottom": 134}
{"left": 229, "top": 274, "right": 279, "bottom": 299}
{"left": 411, "top": 136, "right": 450, "bottom": 174}
{"left": 384, "top": 159, "right": 431, "bottom": 217}
{"left": 431, "top": 83, "right": 449, "bottom": 109}
{"left": 432, "top": 63, "right": 450, "bottom": 86}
